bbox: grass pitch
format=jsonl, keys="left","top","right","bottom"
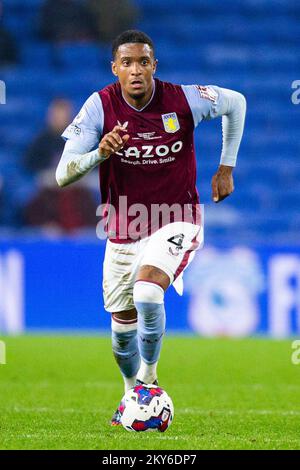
{"left": 0, "top": 335, "right": 299, "bottom": 450}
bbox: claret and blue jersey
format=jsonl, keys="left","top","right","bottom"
{"left": 62, "top": 78, "right": 227, "bottom": 242}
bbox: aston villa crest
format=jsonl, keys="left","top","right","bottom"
{"left": 162, "top": 112, "right": 180, "bottom": 133}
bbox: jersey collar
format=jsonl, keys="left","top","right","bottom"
{"left": 121, "top": 79, "right": 156, "bottom": 112}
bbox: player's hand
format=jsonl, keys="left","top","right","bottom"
{"left": 98, "top": 125, "right": 130, "bottom": 159}
{"left": 211, "top": 165, "right": 234, "bottom": 203}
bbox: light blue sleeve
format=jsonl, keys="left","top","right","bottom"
{"left": 181, "top": 84, "right": 227, "bottom": 126}
{"left": 182, "top": 84, "right": 247, "bottom": 167}
{"left": 61, "top": 92, "right": 104, "bottom": 153}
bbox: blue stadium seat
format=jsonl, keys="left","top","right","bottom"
{"left": 4, "top": 0, "right": 43, "bottom": 9}
{"left": 52, "top": 44, "right": 105, "bottom": 70}
{"left": 21, "top": 42, "right": 53, "bottom": 67}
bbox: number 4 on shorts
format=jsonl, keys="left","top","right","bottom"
{"left": 167, "top": 233, "right": 184, "bottom": 249}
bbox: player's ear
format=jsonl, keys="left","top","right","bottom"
{"left": 111, "top": 61, "right": 118, "bottom": 77}
{"left": 152, "top": 59, "right": 158, "bottom": 75}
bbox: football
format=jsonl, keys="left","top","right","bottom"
{"left": 120, "top": 384, "right": 174, "bottom": 432}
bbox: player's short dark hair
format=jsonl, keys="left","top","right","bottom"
{"left": 112, "top": 30, "right": 154, "bottom": 59}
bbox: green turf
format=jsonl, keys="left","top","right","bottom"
{"left": 0, "top": 335, "right": 300, "bottom": 450}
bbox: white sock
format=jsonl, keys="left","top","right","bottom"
{"left": 136, "top": 358, "right": 158, "bottom": 384}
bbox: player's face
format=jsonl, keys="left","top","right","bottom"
{"left": 112, "top": 43, "right": 157, "bottom": 101}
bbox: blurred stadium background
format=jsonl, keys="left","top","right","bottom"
{"left": 0, "top": 0, "right": 300, "bottom": 338}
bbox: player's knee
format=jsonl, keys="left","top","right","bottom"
{"left": 137, "top": 265, "right": 170, "bottom": 291}
{"left": 112, "top": 309, "right": 137, "bottom": 322}
{"left": 133, "top": 280, "right": 164, "bottom": 305}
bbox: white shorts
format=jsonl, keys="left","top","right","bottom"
{"left": 103, "top": 221, "right": 203, "bottom": 313}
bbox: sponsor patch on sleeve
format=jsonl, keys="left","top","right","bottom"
{"left": 67, "top": 124, "right": 82, "bottom": 136}
{"left": 196, "top": 85, "right": 218, "bottom": 103}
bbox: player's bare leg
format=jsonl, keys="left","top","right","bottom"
{"left": 110, "top": 307, "right": 140, "bottom": 425}
{"left": 134, "top": 265, "right": 170, "bottom": 385}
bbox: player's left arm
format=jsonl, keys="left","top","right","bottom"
{"left": 182, "top": 85, "right": 247, "bottom": 202}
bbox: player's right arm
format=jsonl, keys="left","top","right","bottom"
{"left": 55, "top": 93, "right": 129, "bottom": 187}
